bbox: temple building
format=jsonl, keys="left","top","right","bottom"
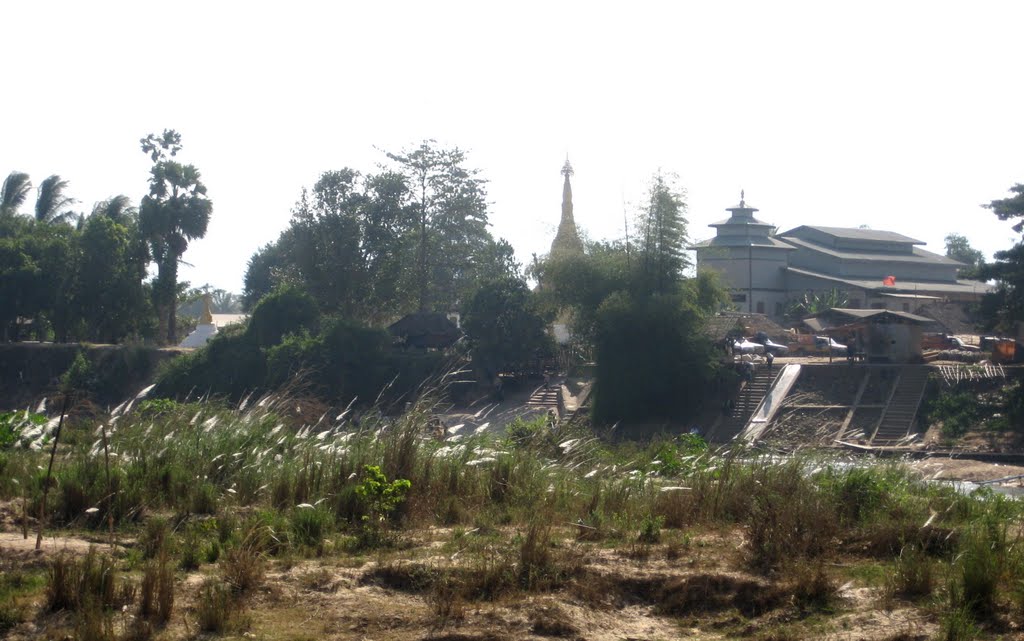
{"left": 691, "top": 194, "right": 991, "bottom": 320}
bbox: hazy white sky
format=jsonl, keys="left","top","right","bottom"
{"left": 3, "top": 1, "right": 1023, "bottom": 293}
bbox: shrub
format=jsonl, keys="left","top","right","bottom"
{"left": 517, "top": 521, "right": 579, "bottom": 591}
{"left": 927, "top": 390, "right": 981, "bottom": 439}
{"left": 938, "top": 606, "right": 979, "bottom": 641}
{"left": 428, "top": 573, "right": 466, "bottom": 625}
{"left": 247, "top": 285, "right": 318, "bottom": 348}
{"left": 74, "top": 601, "right": 116, "bottom": 641}
{"left": 195, "top": 578, "right": 233, "bottom": 633}
{"left": 592, "top": 292, "right": 718, "bottom": 424}
{"left": 790, "top": 563, "right": 838, "bottom": 613}
{"left": 886, "top": 545, "right": 935, "bottom": 601}
{"left": 637, "top": 515, "right": 664, "bottom": 545}
{"left": 746, "top": 463, "right": 836, "bottom": 571}
{"left": 221, "top": 531, "right": 266, "bottom": 593}
{"left": 152, "top": 326, "right": 265, "bottom": 401}
{"left": 179, "top": 527, "right": 202, "bottom": 571}
{"left": 46, "top": 549, "right": 131, "bottom": 613}
{"left": 139, "top": 551, "right": 174, "bottom": 624}
{"left": 353, "top": 465, "right": 411, "bottom": 548}
{"left": 140, "top": 517, "right": 171, "bottom": 560}
{"left": 290, "top": 505, "right": 334, "bottom": 552}
{"left": 955, "top": 528, "right": 999, "bottom": 619}
{"left": 189, "top": 482, "right": 219, "bottom": 515}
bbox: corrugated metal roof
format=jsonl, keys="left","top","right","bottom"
{"left": 780, "top": 225, "right": 925, "bottom": 244}
{"left": 689, "top": 236, "right": 795, "bottom": 250}
{"left": 704, "top": 312, "right": 791, "bottom": 340}
{"left": 785, "top": 266, "right": 992, "bottom": 294}
{"left": 827, "top": 308, "right": 934, "bottom": 323}
{"left": 779, "top": 236, "right": 961, "bottom": 265}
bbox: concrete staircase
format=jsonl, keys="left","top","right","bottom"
{"left": 527, "top": 386, "right": 561, "bottom": 415}
{"left": 711, "top": 368, "right": 780, "bottom": 442}
{"left": 870, "top": 366, "right": 929, "bottom": 445}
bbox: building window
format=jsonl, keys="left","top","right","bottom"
{"left": 775, "top": 302, "right": 783, "bottom": 317}
{"left": 731, "top": 294, "right": 747, "bottom": 303}
{"left": 756, "top": 301, "right": 765, "bottom": 314}
{"left": 871, "top": 302, "right": 885, "bottom": 309}
{"left": 902, "top": 303, "right": 910, "bottom": 312}
{"left": 849, "top": 299, "right": 861, "bottom": 309}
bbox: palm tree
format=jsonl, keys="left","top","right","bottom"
{"left": 34, "top": 175, "right": 76, "bottom": 224}
{"left": 139, "top": 130, "right": 213, "bottom": 344}
{"left": 0, "top": 171, "right": 32, "bottom": 216}
{"left": 91, "top": 195, "right": 136, "bottom": 224}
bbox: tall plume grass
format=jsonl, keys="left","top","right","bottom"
{"left": 5, "top": 370, "right": 1024, "bottom": 619}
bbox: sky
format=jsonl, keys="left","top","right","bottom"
{"left": 3, "top": 1, "right": 1023, "bottom": 293}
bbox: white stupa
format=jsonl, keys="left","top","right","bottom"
{"left": 179, "top": 293, "right": 218, "bottom": 348}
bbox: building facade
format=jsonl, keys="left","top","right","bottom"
{"left": 689, "top": 194, "right": 794, "bottom": 317}
{"left": 691, "top": 196, "right": 991, "bottom": 320}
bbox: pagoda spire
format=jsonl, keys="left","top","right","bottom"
{"left": 550, "top": 157, "right": 584, "bottom": 256}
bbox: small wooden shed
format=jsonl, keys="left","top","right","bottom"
{"left": 804, "top": 308, "right": 934, "bottom": 363}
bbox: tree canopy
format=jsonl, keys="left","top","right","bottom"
{"left": 461, "top": 277, "right": 552, "bottom": 376}
{"left": 243, "top": 141, "right": 517, "bottom": 322}
{"left": 944, "top": 233, "right": 985, "bottom": 279}
{"left": 979, "top": 184, "right": 1024, "bottom": 331}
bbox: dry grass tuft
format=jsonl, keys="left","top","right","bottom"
{"left": 529, "top": 603, "right": 579, "bottom": 637}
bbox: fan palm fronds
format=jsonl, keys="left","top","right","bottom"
{"left": 92, "top": 195, "right": 137, "bottom": 224}
{"left": 0, "top": 171, "right": 32, "bottom": 216}
{"left": 35, "top": 174, "right": 76, "bottom": 224}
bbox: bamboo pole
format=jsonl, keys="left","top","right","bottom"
{"left": 36, "top": 393, "right": 71, "bottom": 550}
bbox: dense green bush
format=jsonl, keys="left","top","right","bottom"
{"left": 247, "top": 286, "right": 319, "bottom": 348}
{"left": 592, "top": 292, "right": 717, "bottom": 424}
{"left": 153, "top": 325, "right": 265, "bottom": 401}
{"left": 927, "top": 390, "right": 981, "bottom": 438}
{"left": 462, "top": 277, "right": 553, "bottom": 374}
{"left": 156, "top": 309, "right": 446, "bottom": 408}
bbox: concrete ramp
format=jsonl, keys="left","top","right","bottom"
{"left": 740, "top": 363, "right": 801, "bottom": 442}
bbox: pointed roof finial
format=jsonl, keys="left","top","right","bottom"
{"left": 740, "top": 189, "right": 745, "bottom": 207}
{"left": 561, "top": 156, "right": 574, "bottom": 178}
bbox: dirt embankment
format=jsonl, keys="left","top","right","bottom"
{"left": 0, "top": 343, "right": 185, "bottom": 410}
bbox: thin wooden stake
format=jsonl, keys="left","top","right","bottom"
{"left": 36, "top": 393, "right": 70, "bottom": 551}
{"left": 100, "top": 421, "right": 115, "bottom": 550}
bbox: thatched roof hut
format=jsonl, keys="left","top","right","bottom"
{"left": 388, "top": 313, "right": 462, "bottom": 349}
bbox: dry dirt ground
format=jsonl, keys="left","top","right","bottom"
{"left": 0, "top": 520, "right": 952, "bottom": 641}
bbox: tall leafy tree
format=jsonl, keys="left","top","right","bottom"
{"left": 72, "top": 214, "right": 151, "bottom": 342}
{"left": 637, "top": 171, "right": 689, "bottom": 294}
{"left": 462, "top": 277, "right": 552, "bottom": 375}
{"left": 385, "top": 141, "right": 491, "bottom": 312}
{"left": 138, "top": 129, "right": 213, "bottom": 344}
{"left": 592, "top": 291, "right": 716, "bottom": 423}
{"left": 244, "top": 148, "right": 515, "bottom": 322}
{"left": 979, "top": 184, "right": 1024, "bottom": 331}
{"left": 944, "top": 233, "right": 985, "bottom": 278}
{"left": 34, "top": 175, "right": 76, "bottom": 224}
{"left": 0, "top": 172, "right": 32, "bottom": 218}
